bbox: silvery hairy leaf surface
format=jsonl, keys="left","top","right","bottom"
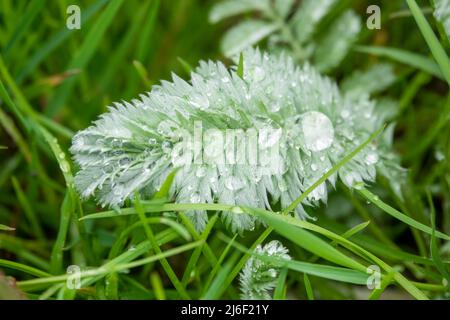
{"left": 71, "top": 48, "right": 404, "bottom": 233}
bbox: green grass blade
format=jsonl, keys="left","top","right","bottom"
{"left": 273, "top": 268, "right": 288, "bottom": 299}
{"left": 4, "top": 0, "right": 46, "bottom": 58}
{"left": 150, "top": 272, "right": 166, "bottom": 300}
{"left": 181, "top": 215, "right": 218, "bottom": 288}
{"left": 49, "top": 191, "right": 73, "bottom": 274}
{"left": 15, "top": 0, "right": 108, "bottom": 83}
{"left": 202, "top": 252, "right": 240, "bottom": 299}
{"left": 11, "top": 176, "right": 44, "bottom": 241}
{"left": 303, "top": 273, "right": 314, "bottom": 300}
{"left": 17, "top": 240, "right": 202, "bottom": 291}
{"left": 357, "top": 187, "right": 450, "bottom": 240}
{"left": 406, "top": 0, "right": 450, "bottom": 85}
{"left": 354, "top": 45, "right": 443, "bottom": 79}
{"left": 0, "top": 259, "right": 50, "bottom": 278}
{"left": 249, "top": 207, "right": 366, "bottom": 272}
{"left": 201, "top": 234, "right": 237, "bottom": 297}
{"left": 134, "top": 194, "right": 191, "bottom": 299}
{"left": 427, "top": 191, "right": 450, "bottom": 286}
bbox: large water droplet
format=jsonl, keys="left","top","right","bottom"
{"left": 300, "top": 111, "right": 334, "bottom": 152}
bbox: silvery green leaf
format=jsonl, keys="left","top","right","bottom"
{"left": 314, "top": 10, "right": 361, "bottom": 72}
{"left": 71, "top": 48, "right": 402, "bottom": 233}
{"left": 342, "top": 63, "right": 396, "bottom": 98}
{"left": 291, "top": 0, "right": 337, "bottom": 44}
{"left": 209, "top": 0, "right": 271, "bottom": 24}
{"left": 220, "top": 20, "right": 279, "bottom": 57}
{"left": 433, "top": 0, "right": 450, "bottom": 41}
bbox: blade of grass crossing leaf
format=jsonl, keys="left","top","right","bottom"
{"left": 283, "top": 125, "right": 386, "bottom": 214}
{"left": 406, "top": 0, "right": 450, "bottom": 85}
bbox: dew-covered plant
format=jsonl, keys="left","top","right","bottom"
{"left": 70, "top": 48, "right": 403, "bottom": 233}
{"left": 210, "top": 0, "right": 361, "bottom": 73}
{"left": 239, "top": 240, "right": 291, "bottom": 300}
